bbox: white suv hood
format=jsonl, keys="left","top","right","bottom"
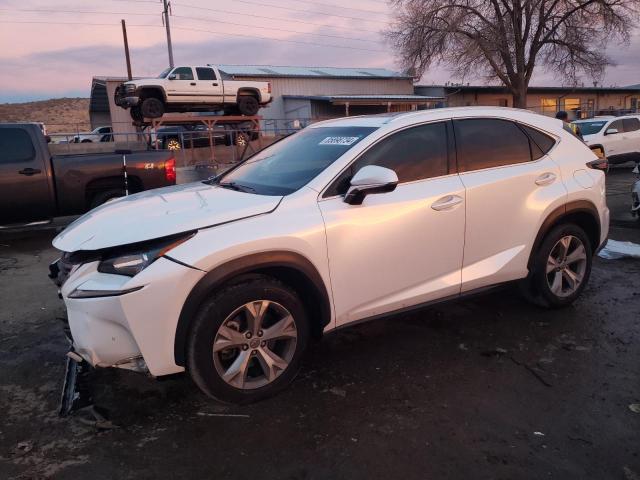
{"left": 53, "top": 182, "right": 282, "bottom": 252}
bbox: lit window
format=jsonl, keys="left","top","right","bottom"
{"left": 541, "top": 98, "right": 557, "bottom": 115}
{"left": 564, "top": 98, "right": 580, "bottom": 111}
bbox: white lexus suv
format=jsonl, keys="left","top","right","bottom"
{"left": 50, "top": 107, "right": 609, "bottom": 404}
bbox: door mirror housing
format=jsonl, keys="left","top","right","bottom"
{"left": 344, "top": 165, "right": 399, "bottom": 205}
{"left": 168, "top": 74, "right": 177, "bottom": 80}
{"left": 605, "top": 128, "right": 619, "bottom": 135}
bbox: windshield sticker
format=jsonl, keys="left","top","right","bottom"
{"left": 319, "top": 136, "right": 360, "bottom": 146}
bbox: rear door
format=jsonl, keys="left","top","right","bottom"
{"left": 195, "top": 67, "right": 223, "bottom": 104}
{"left": 0, "top": 126, "right": 54, "bottom": 225}
{"left": 453, "top": 118, "right": 566, "bottom": 292}
{"left": 622, "top": 117, "right": 640, "bottom": 157}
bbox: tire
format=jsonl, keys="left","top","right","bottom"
{"left": 237, "top": 95, "right": 260, "bottom": 116}
{"left": 130, "top": 106, "right": 144, "bottom": 122}
{"left": 90, "top": 188, "right": 125, "bottom": 209}
{"left": 522, "top": 223, "right": 593, "bottom": 308}
{"left": 187, "top": 275, "right": 310, "bottom": 404}
{"left": 140, "top": 97, "right": 165, "bottom": 118}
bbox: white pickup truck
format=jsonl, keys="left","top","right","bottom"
{"left": 115, "top": 65, "right": 272, "bottom": 120}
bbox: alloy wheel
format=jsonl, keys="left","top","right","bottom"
{"left": 166, "top": 138, "right": 181, "bottom": 150}
{"left": 546, "top": 235, "right": 588, "bottom": 297}
{"left": 213, "top": 300, "right": 298, "bottom": 390}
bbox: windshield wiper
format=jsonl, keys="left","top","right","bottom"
{"left": 217, "top": 181, "right": 256, "bottom": 193}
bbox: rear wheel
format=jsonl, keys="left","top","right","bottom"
{"left": 187, "top": 275, "right": 310, "bottom": 404}
{"left": 130, "top": 106, "right": 144, "bottom": 122}
{"left": 522, "top": 224, "right": 592, "bottom": 308}
{"left": 237, "top": 95, "right": 260, "bottom": 116}
{"left": 140, "top": 97, "right": 165, "bottom": 118}
{"left": 164, "top": 137, "right": 182, "bottom": 150}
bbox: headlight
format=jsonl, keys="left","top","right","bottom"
{"left": 97, "top": 233, "right": 194, "bottom": 277}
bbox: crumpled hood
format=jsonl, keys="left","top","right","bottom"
{"left": 53, "top": 182, "right": 282, "bottom": 252}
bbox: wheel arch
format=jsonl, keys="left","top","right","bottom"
{"left": 138, "top": 85, "right": 167, "bottom": 102}
{"left": 84, "top": 175, "right": 142, "bottom": 207}
{"left": 237, "top": 87, "right": 261, "bottom": 101}
{"left": 173, "top": 251, "right": 332, "bottom": 367}
{"left": 528, "top": 200, "right": 601, "bottom": 269}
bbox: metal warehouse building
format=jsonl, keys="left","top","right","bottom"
{"left": 216, "top": 65, "right": 442, "bottom": 133}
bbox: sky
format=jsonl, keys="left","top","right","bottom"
{"left": 0, "top": 0, "right": 639, "bottom": 103}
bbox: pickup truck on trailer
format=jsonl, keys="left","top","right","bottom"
{"left": 0, "top": 123, "right": 177, "bottom": 227}
{"left": 115, "top": 65, "right": 272, "bottom": 120}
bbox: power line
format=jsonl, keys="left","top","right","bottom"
{"left": 0, "top": 19, "right": 388, "bottom": 53}
{"left": 173, "top": 0, "right": 388, "bottom": 24}
{"left": 172, "top": 25, "right": 387, "bottom": 52}
{"left": 172, "top": 14, "right": 380, "bottom": 43}
{"left": 0, "top": 8, "right": 379, "bottom": 43}
{"left": 289, "top": 0, "right": 388, "bottom": 15}
{"left": 169, "top": 2, "right": 381, "bottom": 34}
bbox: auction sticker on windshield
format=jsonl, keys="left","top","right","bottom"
{"left": 319, "top": 136, "right": 360, "bottom": 146}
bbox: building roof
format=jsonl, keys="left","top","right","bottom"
{"left": 284, "top": 94, "right": 443, "bottom": 103}
{"left": 416, "top": 84, "right": 640, "bottom": 93}
{"left": 216, "top": 65, "right": 411, "bottom": 79}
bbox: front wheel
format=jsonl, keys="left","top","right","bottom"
{"left": 522, "top": 224, "right": 592, "bottom": 308}
{"left": 140, "top": 97, "right": 165, "bottom": 118}
{"left": 187, "top": 275, "right": 310, "bottom": 404}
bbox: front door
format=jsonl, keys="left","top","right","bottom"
{"left": 165, "top": 67, "right": 200, "bottom": 103}
{"left": 195, "top": 67, "right": 223, "bottom": 104}
{"left": 0, "top": 127, "right": 54, "bottom": 225}
{"left": 318, "top": 121, "right": 466, "bottom": 326}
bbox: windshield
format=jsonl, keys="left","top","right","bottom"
{"left": 212, "top": 126, "right": 377, "bottom": 195}
{"left": 574, "top": 121, "right": 607, "bottom": 136}
{"left": 158, "top": 67, "right": 172, "bottom": 78}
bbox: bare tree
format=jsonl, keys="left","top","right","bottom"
{"left": 388, "top": 0, "right": 639, "bottom": 107}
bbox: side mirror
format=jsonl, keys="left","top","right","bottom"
{"left": 168, "top": 74, "right": 177, "bottom": 80}
{"left": 344, "top": 165, "right": 398, "bottom": 205}
{"left": 605, "top": 128, "right": 619, "bottom": 135}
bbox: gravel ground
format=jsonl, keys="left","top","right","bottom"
{"left": 0, "top": 168, "right": 639, "bottom": 480}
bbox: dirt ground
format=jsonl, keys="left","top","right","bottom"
{"left": 0, "top": 168, "right": 639, "bottom": 480}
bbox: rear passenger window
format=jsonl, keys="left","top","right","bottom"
{"left": 520, "top": 125, "right": 556, "bottom": 160}
{"left": 0, "top": 128, "right": 35, "bottom": 163}
{"left": 623, "top": 118, "right": 640, "bottom": 132}
{"left": 454, "top": 119, "right": 532, "bottom": 172}
{"left": 196, "top": 67, "right": 217, "bottom": 81}
{"left": 324, "top": 122, "right": 448, "bottom": 197}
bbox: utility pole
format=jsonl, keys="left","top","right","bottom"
{"left": 162, "top": 0, "right": 174, "bottom": 67}
{"left": 121, "top": 19, "right": 133, "bottom": 81}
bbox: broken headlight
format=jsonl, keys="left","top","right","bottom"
{"left": 97, "top": 233, "right": 194, "bottom": 277}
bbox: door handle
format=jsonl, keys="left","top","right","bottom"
{"left": 213, "top": 82, "right": 219, "bottom": 86}
{"left": 18, "top": 168, "right": 41, "bottom": 176}
{"left": 431, "top": 195, "right": 463, "bottom": 211}
{"left": 190, "top": 82, "right": 196, "bottom": 86}
{"left": 535, "top": 172, "right": 556, "bottom": 186}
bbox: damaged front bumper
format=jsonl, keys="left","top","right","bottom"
{"left": 49, "top": 255, "right": 205, "bottom": 377}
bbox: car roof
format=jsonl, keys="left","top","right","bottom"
{"left": 309, "top": 106, "right": 563, "bottom": 132}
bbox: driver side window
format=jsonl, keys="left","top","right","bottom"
{"left": 172, "top": 67, "right": 194, "bottom": 80}
{"left": 324, "top": 122, "right": 449, "bottom": 197}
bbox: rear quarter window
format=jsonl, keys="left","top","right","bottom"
{"left": 520, "top": 125, "right": 556, "bottom": 160}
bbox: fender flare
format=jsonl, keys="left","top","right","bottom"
{"left": 137, "top": 85, "right": 167, "bottom": 102}
{"left": 237, "top": 87, "right": 262, "bottom": 103}
{"left": 528, "top": 200, "right": 601, "bottom": 269}
{"left": 173, "top": 251, "right": 331, "bottom": 366}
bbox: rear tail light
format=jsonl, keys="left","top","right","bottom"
{"left": 165, "top": 157, "right": 176, "bottom": 183}
{"left": 586, "top": 159, "right": 608, "bottom": 170}
{"left": 267, "top": 82, "right": 271, "bottom": 94}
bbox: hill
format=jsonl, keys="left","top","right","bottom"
{"left": 0, "top": 98, "right": 90, "bottom": 133}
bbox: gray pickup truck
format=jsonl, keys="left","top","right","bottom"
{"left": 0, "top": 123, "right": 177, "bottom": 227}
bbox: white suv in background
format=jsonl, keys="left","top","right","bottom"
{"left": 574, "top": 115, "right": 640, "bottom": 164}
{"left": 50, "top": 107, "right": 609, "bottom": 404}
